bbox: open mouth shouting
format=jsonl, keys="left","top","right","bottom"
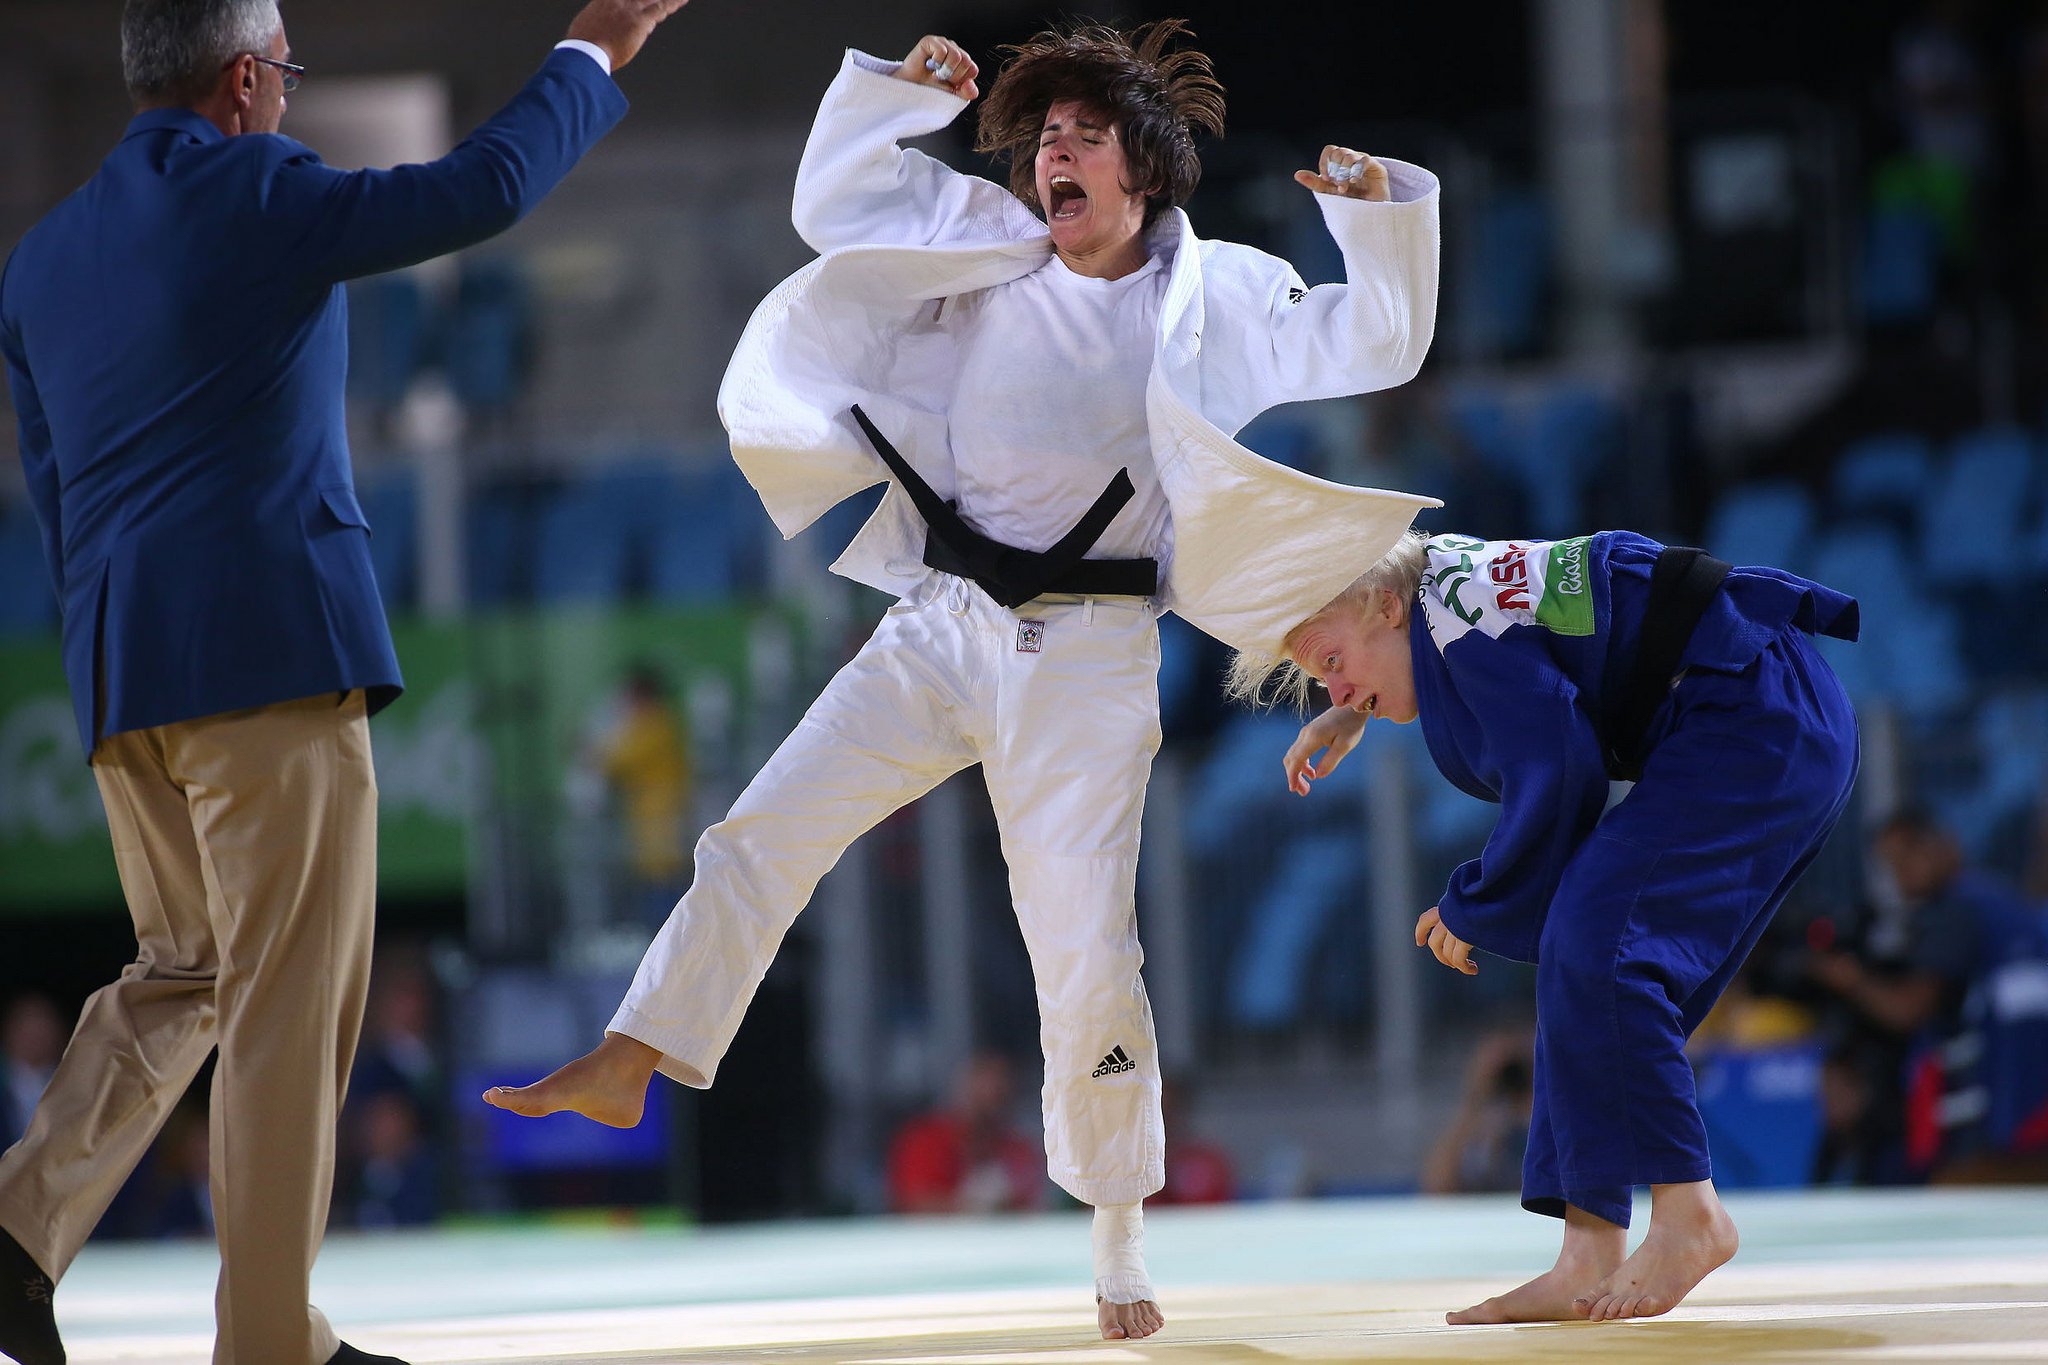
{"left": 1047, "top": 173, "right": 1089, "bottom": 221}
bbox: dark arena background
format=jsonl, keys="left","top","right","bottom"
{"left": 2, "top": 1, "right": 2046, "bottom": 1360}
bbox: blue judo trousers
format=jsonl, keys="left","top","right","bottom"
{"left": 1410, "top": 531, "right": 1861, "bottom": 1227}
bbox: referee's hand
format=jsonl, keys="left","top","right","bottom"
{"left": 567, "top": 0, "right": 692, "bottom": 73}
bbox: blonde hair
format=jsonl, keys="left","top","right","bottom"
{"left": 1224, "top": 530, "right": 1430, "bottom": 711}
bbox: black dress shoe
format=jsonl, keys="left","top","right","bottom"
{"left": 327, "top": 1343, "right": 411, "bottom": 1365}
{"left": 0, "top": 1225, "right": 62, "bottom": 1365}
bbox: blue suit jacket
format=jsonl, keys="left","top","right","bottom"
{"left": 1, "top": 49, "right": 627, "bottom": 758}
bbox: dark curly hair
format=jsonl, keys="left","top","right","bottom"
{"left": 974, "top": 19, "right": 1227, "bottom": 227}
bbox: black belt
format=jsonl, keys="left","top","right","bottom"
{"left": 850, "top": 404, "right": 1159, "bottom": 610}
{"left": 1604, "top": 545, "right": 1731, "bottom": 782}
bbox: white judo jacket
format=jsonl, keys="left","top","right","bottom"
{"left": 718, "top": 51, "right": 1444, "bottom": 657}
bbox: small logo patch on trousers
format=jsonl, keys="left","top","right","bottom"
{"left": 1016, "top": 619, "right": 1046, "bottom": 653}
{"left": 1092, "top": 1045, "right": 1136, "bottom": 1078}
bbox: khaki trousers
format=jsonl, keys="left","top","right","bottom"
{"left": 0, "top": 691, "right": 378, "bottom": 1365}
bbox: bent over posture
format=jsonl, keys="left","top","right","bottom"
{"left": 1238, "top": 529, "right": 1860, "bottom": 1324}
{"left": 487, "top": 20, "right": 1440, "bottom": 1340}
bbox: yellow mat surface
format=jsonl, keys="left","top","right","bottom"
{"left": 56, "top": 1189, "right": 2048, "bottom": 1363}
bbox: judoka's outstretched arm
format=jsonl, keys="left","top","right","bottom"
{"left": 792, "top": 40, "right": 1040, "bottom": 254}
{"left": 1199, "top": 150, "right": 1441, "bottom": 432}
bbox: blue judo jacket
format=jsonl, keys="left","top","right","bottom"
{"left": 2, "top": 49, "right": 626, "bottom": 758}
{"left": 1412, "top": 530, "right": 1858, "bottom": 962}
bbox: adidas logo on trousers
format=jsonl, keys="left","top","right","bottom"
{"left": 1092, "top": 1045, "right": 1135, "bottom": 1078}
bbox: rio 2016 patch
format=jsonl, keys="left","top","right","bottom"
{"left": 1422, "top": 534, "right": 1596, "bottom": 647}
{"left": 1016, "top": 620, "right": 1046, "bottom": 653}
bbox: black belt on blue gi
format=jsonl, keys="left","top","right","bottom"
{"left": 1604, "top": 544, "right": 1732, "bottom": 783}
{"left": 850, "top": 404, "right": 1159, "bottom": 610}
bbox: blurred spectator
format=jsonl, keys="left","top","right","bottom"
{"left": 343, "top": 1091, "right": 438, "bottom": 1229}
{"left": 588, "top": 662, "right": 693, "bottom": 927}
{"left": 0, "top": 994, "right": 64, "bottom": 1149}
{"left": 1153, "top": 1078, "right": 1235, "bottom": 1205}
{"left": 350, "top": 948, "right": 443, "bottom": 1122}
{"left": 1419, "top": 1026, "right": 1535, "bottom": 1196}
{"left": 886, "top": 1052, "right": 1043, "bottom": 1215}
{"left": 1893, "top": 1, "right": 1991, "bottom": 183}
{"left": 2016, "top": 1, "right": 2048, "bottom": 327}
{"left": 146, "top": 1101, "right": 213, "bottom": 1239}
{"left": 1804, "top": 807, "right": 2027, "bottom": 1183}
{"left": 340, "top": 946, "right": 446, "bottom": 1228}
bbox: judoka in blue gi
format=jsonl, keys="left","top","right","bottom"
{"left": 1229, "top": 528, "right": 1861, "bottom": 1323}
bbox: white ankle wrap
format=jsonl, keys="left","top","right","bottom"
{"left": 1091, "top": 1201, "right": 1153, "bottom": 1305}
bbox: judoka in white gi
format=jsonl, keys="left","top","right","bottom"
{"left": 486, "top": 20, "right": 1442, "bottom": 1339}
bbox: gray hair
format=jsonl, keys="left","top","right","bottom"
{"left": 1224, "top": 529, "right": 1431, "bottom": 712}
{"left": 122, "top": 0, "right": 283, "bottom": 104}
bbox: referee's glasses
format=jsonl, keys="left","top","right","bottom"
{"left": 247, "top": 55, "right": 305, "bottom": 92}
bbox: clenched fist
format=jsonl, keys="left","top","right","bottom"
{"left": 1295, "top": 145, "right": 1391, "bottom": 202}
{"left": 893, "top": 34, "right": 979, "bottom": 101}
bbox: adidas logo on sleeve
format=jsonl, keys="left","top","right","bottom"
{"left": 1091, "top": 1045, "right": 1136, "bottom": 1078}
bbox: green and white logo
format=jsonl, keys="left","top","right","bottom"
{"left": 1422, "top": 534, "right": 1596, "bottom": 647}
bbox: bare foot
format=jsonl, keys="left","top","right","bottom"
{"left": 1097, "top": 1296, "right": 1164, "bottom": 1340}
{"left": 482, "top": 1033, "right": 662, "bottom": 1128}
{"left": 1448, "top": 1264, "right": 1602, "bottom": 1325}
{"left": 1448, "top": 1204, "right": 1626, "bottom": 1325}
{"left": 1575, "top": 1182, "right": 1738, "bottom": 1321}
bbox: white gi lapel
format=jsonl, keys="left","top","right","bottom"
{"left": 718, "top": 234, "right": 1049, "bottom": 587}
{"left": 1146, "top": 213, "right": 1441, "bottom": 656}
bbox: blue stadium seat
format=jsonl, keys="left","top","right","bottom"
{"left": 708, "top": 455, "right": 770, "bottom": 591}
{"left": 533, "top": 483, "right": 635, "bottom": 602}
{"left": 1446, "top": 383, "right": 1618, "bottom": 537}
{"left": 647, "top": 462, "right": 747, "bottom": 602}
{"left": 1860, "top": 208, "right": 1941, "bottom": 325}
{"left": 465, "top": 489, "right": 530, "bottom": 607}
{"left": 1936, "top": 687, "right": 2048, "bottom": 860}
{"left": 1462, "top": 189, "right": 1552, "bottom": 357}
{"left": 1237, "top": 414, "right": 1318, "bottom": 472}
{"left": 345, "top": 274, "right": 429, "bottom": 413}
{"left": 1831, "top": 432, "right": 1934, "bottom": 524}
{"left": 1527, "top": 382, "right": 1619, "bottom": 533}
{"left": 1809, "top": 521, "right": 1967, "bottom": 717}
{"left": 1226, "top": 829, "right": 1360, "bottom": 1029}
{"left": 1921, "top": 426, "right": 2037, "bottom": 587}
{"left": 0, "top": 510, "right": 57, "bottom": 636}
{"left": 1446, "top": 388, "right": 1519, "bottom": 474}
{"left": 445, "top": 258, "right": 532, "bottom": 413}
{"left": 1702, "top": 481, "right": 1818, "bottom": 574}
{"left": 1184, "top": 712, "right": 1316, "bottom": 849}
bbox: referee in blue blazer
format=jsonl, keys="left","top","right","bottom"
{"left": 0, "top": 3, "right": 689, "bottom": 1362}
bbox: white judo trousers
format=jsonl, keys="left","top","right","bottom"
{"left": 612, "top": 573, "right": 1166, "bottom": 1206}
